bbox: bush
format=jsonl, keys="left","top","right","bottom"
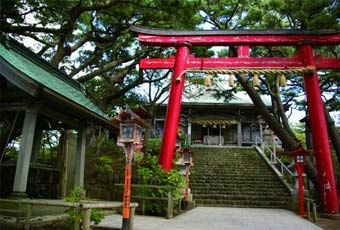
{"left": 143, "top": 138, "right": 162, "bottom": 156}
{"left": 135, "top": 153, "right": 184, "bottom": 215}
{"left": 64, "top": 187, "right": 104, "bottom": 227}
{"left": 95, "top": 156, "right": 113, "bottom": 174}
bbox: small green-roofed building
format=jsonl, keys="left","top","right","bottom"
{"left": 0, "top": 37, "right": 116, "bottom": 204}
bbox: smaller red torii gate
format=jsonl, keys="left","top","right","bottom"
{"left": 130, "top": 25, "right": 340, "bottom": 214}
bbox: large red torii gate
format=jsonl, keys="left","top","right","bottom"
{"left": 130, "top": 25, "right": 340, "bottom": 214}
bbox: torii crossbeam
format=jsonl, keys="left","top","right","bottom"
{"left": 130, "top": 25, "right": 340, "bottom": 214}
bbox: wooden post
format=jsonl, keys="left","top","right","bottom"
{"left": 13, "top": 109, "right": 37, "bottom": 194}
{"left": 82, "top": 208, "right": 92, "bottom": 230}
{"left": 207, "top": 126, "right": 210, "bottom": 145}
{"left": 74, "top": 207, "right": 81, "bottom": 230}
{"left": 141, "top": 199, "right": 145, "bottom": 215}
{"left": 24, "top": 204, "right": 32, "bottom": 230}
{"left": 237, "top": 122, "right": 242, "bottom": 146}
{"left": 313, "top": 203, "right": 317, "bottom": 222}
{"left": 272, "top": 131, "right": 277, "bottom": 163}
{"left": 61, "top": 131, "right": 69, "bottom": 198}
{"left": 167, "top": 190, "right": 174, "bottom": 219}
{"left": 129, "top": 206, "right": 135, "bottom": 230}
{"left": 187, "top": 122, "right": 192, "bottom": 146}
{"left": 307, "top": 201, "right": 311, "bottom": 220}
{"left": 75, "top": 126, "right": 87, "bottom": 188}
{"left": 219, "top": 125, "right": 222, "bottom": 146}
{"left": 30, "top": 127, "right": 42, "bottom": 162}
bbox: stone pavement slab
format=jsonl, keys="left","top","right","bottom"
{"left": 94, "top": 207, "right": 322, "bottom": 230}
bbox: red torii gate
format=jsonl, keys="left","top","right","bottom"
{"left": 130, "top": 25, "right": 340, "bottom": 214}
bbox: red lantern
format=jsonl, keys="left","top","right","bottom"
{"left": 289, "top": 148, "right": 309, "bottom": 217}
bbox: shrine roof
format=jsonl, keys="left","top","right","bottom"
{"left": 0, "top": 37, "right": 113, "bottom": 128}
{"left": 130, "top": 25, "right": 339, "bottom": 36}
{"left": 182, "top": 91, "right": 271, "bottom": 107}
{"left": 160, "top": 80, "right": 271, "bottom": 108}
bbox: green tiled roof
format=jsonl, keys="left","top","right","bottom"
{"left": 0, "top": 40, "right": 108, "bottom": 119}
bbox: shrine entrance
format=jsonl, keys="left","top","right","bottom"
{"left": 130, "top": 25, "right": 340, "bottom": 214}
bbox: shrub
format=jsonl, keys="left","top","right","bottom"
{"left": 95, "top": 156, "right": 113, "bottom": 174}
{"left": 143, "top": 138, "right": 162, "bottom": 156}
{"left": 64, "top": 187, "right": 104, "bottom": 227}
{"left": 135, "top": 153, "right": 184, "bottom": 215}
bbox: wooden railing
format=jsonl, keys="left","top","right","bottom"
{"left": 0, "top": 199, "right": 138, "bottom": 230}
{"left": 115, "top": 184, "right": 183, "bottom": 219}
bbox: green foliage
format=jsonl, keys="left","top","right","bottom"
{"left": 90, "top": 209, "right": 105, "bottom": 225}
{"left": 95, "top": 156, "right": 113, "bottom": 174}
{"left": 291, "top": 123, "right": 306, "bottom": 148}
{"left": 64, "top": 187, "right": 104, "bottom": 227}
{"left": 143, "top": 138, "right": 162, "bottom": 156}
{"left": 3, "top": 146, "right": 19, "bottom": 161}
{"left": 135, "top": 153, "right": 184, "bottom": 215}
{"left": 87, "top": 139, "right": 125, "bottom": 159}
{"left": 64, "top": 187, "right": 86, "bottom": 202}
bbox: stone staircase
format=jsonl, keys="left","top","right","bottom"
{"left": 190, "top": 147, "right": 291, "bottom": 208}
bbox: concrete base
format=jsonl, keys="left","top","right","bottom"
{"left": 8, "top": 192, "right": 28, "bottom": 199}
{"left": 181, "top": 200, "right": 195, "bottom": 211}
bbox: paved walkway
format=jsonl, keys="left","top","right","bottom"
{"left": 93, "top": 207, "right": 322, "bottom": 230}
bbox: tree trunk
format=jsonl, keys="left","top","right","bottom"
{"left": 235, "top": 74, "right": 300, "bottom": 150}
{"left": 235, "top": 74, "right": 318, "bottom": 186}
{"left": 324, "top": 105, "right": 340, "bottom": 166}
{"left": 305, "top": 115, "right": 313, "bottom": 150}
{"left": 274, "top": 77, "right": 297, "bottom": 139}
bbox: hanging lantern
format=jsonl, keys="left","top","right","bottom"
{"left": 279, "top": 74, "right": 287, "bottom": 87}
{"left": 213, "top": 124, "right": 217, "bottom": 128}
{"left": 204, "top": 74, "right": 212, "bottom": 86}
{"left": 228, "top": 74, "right": 234, "bottom": 87}
{"left": 253, "top": 74, "right": 260, "bottom": 88}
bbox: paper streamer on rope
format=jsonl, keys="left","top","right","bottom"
{"left": 279, "top": 74, "right": 287, "bottom": 87}
{"left": 204, "top": 74, "right": 212, "bottom": 86}
{"left": 253, "top": 74, "right": 260, "bottom": 88}
{"left": 228, "top": 74, "right": 234, "bottom": 87}
{"left": 186, "top": 67, "right": 315, "bottom": 75}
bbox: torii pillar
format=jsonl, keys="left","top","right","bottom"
{"left": 159, "top": 43, "right": 190, "bottom": 171}
{"left": 299, "top": 44, "right": 339, "bottom": 214}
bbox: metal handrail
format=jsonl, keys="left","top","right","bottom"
{"left": 255, "top": 136, "right": 293, "bottom": 177}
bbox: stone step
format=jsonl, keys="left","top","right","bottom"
{"left": 190, "top": 173, "right": 276, "bottom": 177}
{"left": 190, "top": 170, "right": 276, "bottom": 178}
{"left": 189, "top": 147, "right": 291, "bottom": 209}
{"left": 190, "top": 178, "right": 281, "bottom": 184}
{"left": 191, "top": 184, "right": 288, "bottom": 190}
{"left": 192, "top": 166, "right": 270, "bottom": 173}
{"left": 193, "top": 194, "right": 290, "bottom": 200}
{"left": 195, "top": 203, "right": 288, "bottom": 208}
{"left": 195, "top": 199, "right": 289, "bottom": 206}
{"left": 191, "top": 190, "right": 290, "bottom": 196}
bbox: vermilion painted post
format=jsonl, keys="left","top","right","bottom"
{"left": 159, "top": 44, "right": 190, "bottom": 171}
{"left": 299, "top": 44, "right": 339, "bottom": 214}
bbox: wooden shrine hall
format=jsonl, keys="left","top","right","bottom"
{"left": 0, "top": 37, "right": 115, "bottom": 204}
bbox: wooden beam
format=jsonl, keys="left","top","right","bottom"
{"left": 131, "top": 26, "right": 340, "bottom": 46}
{"left": 37, "top": 104, "right": 81, "bottom": 128}
{"left": 0, "top": 102, "right": 27, "bottom": 112}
